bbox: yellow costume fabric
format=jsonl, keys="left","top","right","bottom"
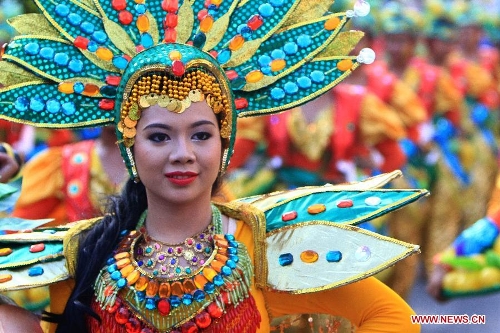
{"left": 43, "top": 217, "right": 419, "bottom": 333}
{"left": 13, "top": 141, "right": 121, "bottom": 226}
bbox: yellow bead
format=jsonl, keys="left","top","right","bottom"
{"left": 116, "top": 258, "right": 131, "bottom": 269}
{"left": 119, "top": 264, "right": 135, "bottom": 277}
{"left": 194, "top": 274, "right": 209, "bottom": 289}
{"left": 200, "top": 16, "right": 214, "bottom": 33}
{"left": 137, "top": 15, "right": 150, "bottom": 32}
{"left": 0, "top": 248, "right": 13, "bottom": 256}
{"left": 58, "top": 82, "right": 74, "bottom": 94}
{"left": 337, "top": 59, "right": 353, "bottom": 71}
{"left": 169, "top": 50, "right": 182, "bottom": 61}
{"left": 324, "top": 17, "right": 341, "bottom": 31}
{"left": 270, "top": 59, "right": 286, "bottom": 72}
{"left": 134, "top": 276, "right": 149, "bottom": 291}
{"left": 307, "top": 204, "right": 326, "bottom": 214}
{"left": 245, "top": 70, "right": 264, "bottom": 83}
{"left": 202, "top": 267, "right": 218, "bottom": 282}
{"left": 146, "top": 279, "right": 159, "bottom": 297}
{"left": 211, "top": 0, "right": 222, "bottom": 4}
{"left": 126, "top": 270, "right": 140, "bottom": 285}
{"left": 300, "top": 250, "right": 319, "bottom": 263}
{"left": 170, "top": 281, "right": 185, "bottom": 297}
{"left": 96, "top": 47, "right": 113, "bottom": 61}
{"left": 159, "top": 282, "right": 171, "bottom": 298}
{"left": 229, "top": 35, "right": 245, "bottom": 51}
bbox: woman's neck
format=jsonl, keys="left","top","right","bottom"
{"left": 144, "top": 197, "right": 215, "bottom": 244}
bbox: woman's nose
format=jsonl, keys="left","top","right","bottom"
{"left": 169, "top": 138, "right": 195, "bottom": 163}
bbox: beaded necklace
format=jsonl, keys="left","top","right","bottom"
{"left": 135, "top": 206, "right": 221, "bottom": 278}
{"left": 93, "top": 204, "right": 258, "bottom": 332}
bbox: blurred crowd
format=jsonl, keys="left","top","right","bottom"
{"left": 2, "top": 0, "right": 500, "bottom": 332}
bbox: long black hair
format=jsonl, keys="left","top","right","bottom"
{"left": 54, "top": 179, "right": 147, "bottom": 333}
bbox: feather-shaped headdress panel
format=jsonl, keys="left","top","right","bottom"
{"left": 0, "top": 0, "right": 374, "bottom": 178}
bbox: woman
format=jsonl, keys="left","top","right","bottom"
{"left": 0, "top": 1, "right": 425, "bottom": 332}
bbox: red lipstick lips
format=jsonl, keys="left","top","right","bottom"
{"left": 165, "top": 171, "right": 198, "bottom": 186}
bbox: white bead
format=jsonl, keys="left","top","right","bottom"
{"left": 364, "top": 196, "right": 381, "bottom": 206}
{"left": 346, "top": 9, "right": 355, "bottom": 18}
{"left": 354, "top": 0, "right": 371, "bottom": 17}
{"left": 357, "top": 48, "right": 376, "bottom": 64}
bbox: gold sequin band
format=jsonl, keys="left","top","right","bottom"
{"left": 117, "top": 70, "right": 231, "bottom": 148}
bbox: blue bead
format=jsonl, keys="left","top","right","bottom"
{"left": 226, "top": 259, "right": 237, "bottom": 269}
{"left": 117, "top": 278, "right": 127, "bottom": 288}
{"left": 192, "top": 32, "right": 206, "bottom": 48}
{"left": 270, "top": 0, "right": 285, "bottom": 6}
{"left": 297, "top": 76, "right": 312, "bottom": 89}
{"left": 231, "top": 77, "right": 246, "bottom": 90}
{"left": 227, "top": 247, "right": 237, "bottom": 255}
{"left": 204, "top": 282, "right": 215, "bottom": 294}
{"left": 258, "top": 54, "right": 272, "bottom": 67}
{"left": 283, "top": 42, "right": 298, "bottom": 55}
{"left": 108, "top": 264, "right": 118, "bottom": 274}
{"left": 213, "top": 274, "right": 224, "bottom": 286}
{"left": 68, "top": 59, "right": 84, "bottom": 73}
{"left": 297, "top": 34, "right": 312, "bottom": 48}
{"left": 270, "top": 87, "right": 285, "bottom": 100}
{"left": 87, "top": 41, "right": 99, "bottom": 52}
{"left": 284, "top": 82, "right": 298, "bottom": 95}
{"left": 106, "top": 258, "right": 116, "bottom": 266}
{"left": 237, "top": 24, "right": 252, "bottom": 39}
{"left": 207, "top": 4, "right": 218, "bottom": 15}
{"left": 217, "top": 48, "right": 232, "bottom": 65}
{"left": 73, "top": 82, "right": 84, "bottom": 94}
{"left": 278, "top": 253, "right": 293, "bottom": 266}
{"left": 30, "top": 97, "right": 45, "bottom": 112}
{"left": 225, "top": 234, "right": 235, "bottom": 241}
{"left": 221, "top": 266, "right": 232, "bottom": 276}
{"left": 193, "top": 289, "right": 205, "bottom": 302}
{"left": 310, "top": 70, "right": 325, "bottom": 83}
{"left": 100, "top": 85, "right": 117, "bottom": 98}
{"left": 136, "top": 291, "right": 146, "bottom": 301}
{"left": 140, "top": 33, "right": 154, "bottom": 48}
{"left": 28, "top": 266, "right": 44, "bottom": 277}
{"left": 80, "top": 21, "right": 95, "bottom": 34}
{"left": 110, "top": 270, "right": 122, "bottom": 281}
{"left": 185, "top": 267, "right": 192, "bottom": 274}
{"left": 182, "top": 294, "right": 193, "bottom": 305}
{"left": 14, "top": 97, "right": 29, "bottom": 112}
{"left": 326, "top": 251, "right": 342, "bottom": 262}
{"left": 46, "top": 99, "right": 61, "bottom": 113}
{"left": 228, "top": 254, "right": 239, "bottom": 263}
{"left": 112, "top": 56, "right": 129, "bottom": 70}
{"left": 135, "top": 4, "right": 147, "bottom": 14}
{"left": 170, "top": 295, "right": 181, "bottom": 307}
{"left": 261, "top": 66, "right": 272, "bottom": 75}
{"left": 145, "top": 298, "right": 156, "bottom": 310}
{"left": 271, "top": 49, "right": 286, "bottom": 60}
{"left": 24, "top": 42, "right": 40, "bottom": 56}
{"left": 55, "top": 4, "right": 70, "bottom": 17}
{"left": 228, "top": 240, "right": 238, "bottom": 248}
{"left": 91, "top": 31, "right": 108, "bottom": 44}
{"left": 54, "top": 53, "right": 70, "bottom": 66}
{"left": 40, "top": 47, "right": 55, "bottom": 60}
{"left": 259, "top": 3, "right": 274, "bottom": 17}
{"left": 67, "top": 13, "right": 83, "bottom": 27}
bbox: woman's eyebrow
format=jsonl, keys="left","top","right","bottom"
{"left": 143, "top": 120, "right": 216, "bottom": 131}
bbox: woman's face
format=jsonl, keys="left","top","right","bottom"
{"left": 134, "top": 101, "right": 222, "bottom": 205}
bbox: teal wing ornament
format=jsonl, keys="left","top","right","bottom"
{"left": 217, "top": 171, "right": 429, "bottom": 290}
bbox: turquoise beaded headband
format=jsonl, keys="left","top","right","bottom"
{"left": 0, "top": 0, "right": 375, "bottom": 179}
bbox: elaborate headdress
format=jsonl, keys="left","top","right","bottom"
{"left": 379, "top": 0, "right": 424, "bottom": 36}
{"left": 0, "top": 0, "right": 375, "bottom": 180}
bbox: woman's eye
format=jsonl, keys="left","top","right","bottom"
{"left": 149, "top": 133, "right": 169, "bottom": 142}
{"left": 192, "top": 132, "right": 212, "bottom": 141}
